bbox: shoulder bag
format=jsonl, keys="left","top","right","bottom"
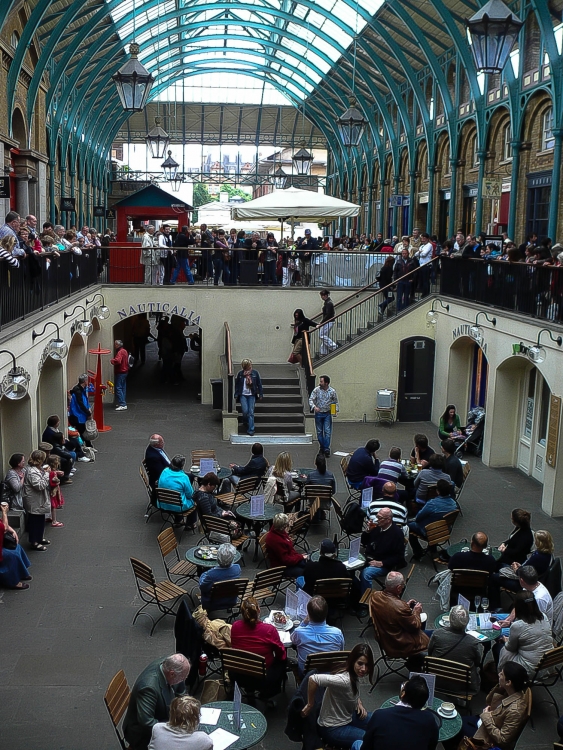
{"left": 83, "top": 419, "right": 99, "bottom": 441}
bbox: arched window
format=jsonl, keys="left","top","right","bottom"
{"left": 542, "top": 108, "right": 555, "bottom": 151}
{"left": 502, "top": 122, "right": 512, "bottom": 161}
{"left": 10, "top": 31, "right": 19, "bottom": 49}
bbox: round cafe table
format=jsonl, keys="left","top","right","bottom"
{"left": 311, "top": 548, "right": 366, "bottom": 566}
{"left": 199, "top": 701, "right": 267, "bottom": 750}
{"left": 188, "top": 466, "right": 232, "bottom": 482}
{"left": 235, "top": 502, "right": 284, "bottom": 562}
{"left": 380, "top": 696, "right": 462, "bottom": 742}
{"left": 185, "top": 546, "right": 242, "bottom": 574}
{"left": 433, "top": 613, "right": 501, "bottom": 643}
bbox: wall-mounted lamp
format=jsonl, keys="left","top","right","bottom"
{"left": 64, "top": 305, "right": 93, "bottom": 336}
{"left": 527, "top": 328, "right": 563, "bottom": 364}
{"left": 470, "top": 311, "right": 497, "bottom": 342}
{"left": 32, "top": 322, "right": 68, "bottom": 360}
{"left": 85, "top": 294, "right": 110, "bottom": 320}
{"left": 426, "top": 299, "right": 450, "bottom": 325}
{"left": 0, "top": 349, "right": 30, "bottom": 400}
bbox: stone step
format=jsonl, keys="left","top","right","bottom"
{"left": 230, "top": 434, "right": 313, "bottom": 445}
{"left": 237, "top": 403, "right": 303, "bottom": 413}
{"left": 238, "top": 422, "right": 306, "bottom": 434}
{"left": 261, "top": 376, "right": 300, "bottom": 386}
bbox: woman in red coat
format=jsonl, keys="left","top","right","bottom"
{"left": 265, "top": 513, "right": 307, "bottom": 578}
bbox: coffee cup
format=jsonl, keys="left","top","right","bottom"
{"left": 442, "top": 615, "right": 450, "bottom": 624}
{"left": 441, "top": 702, "right": 456, "bottom": 716}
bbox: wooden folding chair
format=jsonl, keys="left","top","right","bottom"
{"left": 203, "top": 578, "right": 249, "bottom": 620}
{"left": 304, "top": 484, "right": 334, "bottom": 529}
{"left": 198, "top": 515, "right": 249, "bottom": 554}
{"left": 247, "top": 566, "right": 285, "bottom": 610}
{"left": 140, "top": 461, "right": 157, "bottom": 523}
{"left": 340, "top": 454, "right": 362, "bottom": 504}
{"left": 410, "top": 515, "right": 458, "bottom": 571}
{"left": 304, "top": 650, "right": 350, "bottom": 675}
{"left": 154, "top": 488, "right": 198, "bottom": 536}
{"left": 289, "top": 510, "right": 313, "bottom": 552}
{"left": 449, "top": 568, "right": 490, "bottom": 608}
{"left": 191, "top": 449, "right": 216, "bottom": 467}
{"left": 220, "top": 647, "right": 287, "bottom": 699}
{"left": 104, "top": 669, "right": 131, "bottom": 750}
{"left": 217, "top": 475, "right": 261, "bottom": 510}
{"left": 157, "top": 527, "right": 199, "bottom": 599}
{"left": 130, "top": 557, "right": 188, "bottom": 636}
{"left": 368, "top": 613, "right": 410, "bottom": 690}
{"left": 423, "top": 656, "right": 474, "bottom": 713}
{"left": 529, "top": 645, "right": 563, "bottom": 716}
{"left": 313, "top": 577, "right": 353, "bottom": 627}
{"left": 453, "top": 461, "right": 471, "bottom": 515}
{"left": 331, "top": 497, "right": 362, "bottom": 548}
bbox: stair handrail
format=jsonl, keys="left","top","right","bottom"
{"left": 224, "top": 321, "right": 233, "bottom": 377}
{"left": 303, "top": 326, "right": 316, "bottom": 380}
{"left": 224, "top": 322, "right": 234, "bottom": 413}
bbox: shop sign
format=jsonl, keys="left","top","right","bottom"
{"left": 115, "top": 302, "right": 200, "bottom": 326}
{"left": 482, "top": 177, "right": 502, "bottom": 199}
{"left": 452, "top": 324, "right": 487, "bottom": 353}
{"left": 0, "top": 177, "right": 10, "bottom": 198}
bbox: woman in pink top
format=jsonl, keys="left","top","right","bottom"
{"left": 231, "top": 597, "right": 287, "bottom": 702}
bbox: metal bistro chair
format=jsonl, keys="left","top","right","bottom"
{"left": 202, "top": 578, "right": 249, "bottom": 621}
{"left": 304, "top": 484, "right": 334, "bottom": 529}
{"left": 220, "top": 647, "right": 287, "bottom": 701}
{"left": 332, "top": 496, "right": 362, "bottom": 548}
{"left": 130, "top": 557, "right": 188, "bottom": 636}
{"left": 198, "top": 515, "right": 249, "bottom": 558}
{"left": 140, "top": 461, "right": 157, "bottom": 523}
{"left": 410, "top": 511, "right": 460, "bottom": 570}
{"left": 453, "top": 461, "right": 471, "bottom": 516}
{"left": 154, "top": 487, "right": 198, "bottom": 537}
{"left": 217, "top": 475, "right": 262, "bottom": 510}
{"left": 313, "top": 577, "right": 353, "bottom": 627}
{"left": 157, "top": 527, "right": 199, "bottom": 600}
{"left": 304, "top": 650, "right": 351, "bottom": 676}
{"left": 247, "top": 566, "right": 286, "bottom": 610}
{"left": 449, "top": 568, "right": 490, "bottom": 609}
{"left": 290, "top": 499, "right": 319, "bottom": 552}
{"left": 529, "top": 645, "right": 563, "bottom": 716}
{"left": 340, "top": 454, "right": 362, "bottom": 504}
{"left": 423, "top": 656, "right": 474, "bottom": 713}
{"left": 191, "top": 449, "right": 216, "bottom": 467}
{"left": 104, "top": 669, "right": 131, "bottom": 750}
{"left": 368, "top": 611, "right": 410, "bottom": 690}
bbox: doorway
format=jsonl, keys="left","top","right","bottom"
{"left": 397, "top": 337, "right": 435, "bottom": 421}
{"left": 518, "top": 367, "right": 551, "bottom": 482}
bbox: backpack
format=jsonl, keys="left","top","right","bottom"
{"left": 340, "top": 502, "right": 366, "bottom": 534}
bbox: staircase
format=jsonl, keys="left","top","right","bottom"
{"left": 232, "top": 364, "right": 312, "bottom": 444}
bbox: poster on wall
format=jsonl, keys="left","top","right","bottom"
{"left": 0, "top": 176, "right": 10, "bottom": 199}
{"left": 60, "top": 197, "right": 76, "bottom": 212}
{"left": 93, "top": 205, "right": 105, "bottom": 217}
{"left": 106, "top": 208, "right": 116, "bottom": 219}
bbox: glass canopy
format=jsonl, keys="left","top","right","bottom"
{"left": 106, "top": 0, "right": 385, "bottom": 103}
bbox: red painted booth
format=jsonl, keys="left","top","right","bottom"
{"left": 108, "top": 184, "right": 192, "bottom": 283}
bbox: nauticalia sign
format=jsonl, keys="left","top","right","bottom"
{"left": 116, "top": 302, "right": 201, "bottom": 326}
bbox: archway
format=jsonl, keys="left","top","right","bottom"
{"left": 11, "top": 108, "right": 27, "bottom": 149}
{"left": 0, "top": 395, "right": 33, "bottom": 473}
{"left": 448, "top": 337, "right": 489, "bottom": 422}
{"left": 37, "top": 358, "right": 65, "bottom": 442}
{"left": 67, "top": 332, "right": 87, "bottom": 390}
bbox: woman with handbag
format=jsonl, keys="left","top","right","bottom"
{"left": 289, "top": 308, "right": 316, "bottom": 366}
{"left": 22, "top": 450, "right": 51, "bottom": 551}
{"left": 0, "top": 501, "right": 32, "bottom": 590}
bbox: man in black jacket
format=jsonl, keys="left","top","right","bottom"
{"left": 303, "top": 538, "right": 348, "bottom": 595}
{"left": 359, "top": 507, "right": 406, "bottom": 594}
{"left": 226, "top": 442, "right": 267, "bottom": 489}
{"left": 170, "top": 224, "right": 195, "bottom": 285}
{"left": 144, "top": 434, "right": 171, "bottom": 490}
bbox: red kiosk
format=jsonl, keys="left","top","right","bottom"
{"left": 108, "top": 184, "right": 192, "bottom": 283}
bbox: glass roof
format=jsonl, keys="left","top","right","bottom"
{"left": 106, "top": 0, "right": 385, "bottom": 102}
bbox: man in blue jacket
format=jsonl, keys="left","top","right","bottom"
{"left": 408, "top": 479, "right": 458, "bottom": 559}
{"left": 351, "top": 675, "right": 438, "bottom": 750}
{"left": 346, "top": 439, "right": 381, "bottom": 488}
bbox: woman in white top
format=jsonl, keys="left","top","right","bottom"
{"left": 148, "top": 695, "right": 212, "bottom": 750}
{"left": 302, "top": 643, "right": 374, "bottom": 748}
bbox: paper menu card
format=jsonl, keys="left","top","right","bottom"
{"left": 348, "top": 536, "right": 361, "bottom": 563}
{"left": 477, "top": 613, "right": 492, "bottom": 630}
{"left": 200, "top": 707, "right": 221, "bottom": 725}
{"left": 297, "top": 588, "right": 311, "bottom": 618}
{"left": 249, "top": 494, "right": 265, "bottom": 517}
{"left": 285, "top": 589, "right": 298, "bottom": 618}
{"left": 467, "top": 630, "right": 488, "bottom": 641}
{"left": 279, "top": 629, "right": 292, "bottom": 645}
{"left": 458, "top": 594, "right": 470, "bottom": 612}
{"left": 467, "top": 614, "right": 478, "bottom": 632}
{"left": 361, "top": 487, "right": 373, "bottom": 510}
{"left": 199, "top": 459, "right": 215, "bottom": 475}
{"left": 208, "top": 727, "right": 239, "bottom": 750}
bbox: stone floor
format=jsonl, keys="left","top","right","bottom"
{"left": 1, "top": 339, "right": 562, "bottom": 749}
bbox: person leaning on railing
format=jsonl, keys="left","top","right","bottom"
{"left": 0, "top": 235, "right": 20, "bottom": 268}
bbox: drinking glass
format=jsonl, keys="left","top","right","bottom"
{"left": 474, "top": 595, "right": 481, "bottom": 612}
{"left": 481, "top": 597, "right": 489, "bottom": 613}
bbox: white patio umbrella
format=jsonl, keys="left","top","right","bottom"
{"left": 230, "top": 187, "right": 360, "bottom": 223}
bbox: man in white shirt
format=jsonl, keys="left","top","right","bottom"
{"left": 158, "top": 224, "right": 173, "bottom": 285}
{"left": 141, "top": 225, "right": 157, "bottom": 284}
{"left": 501, "top": 565, "right": 553, "bottom": 625}
{"left": 414, "top": 232, "right": 434, "bottom": 298}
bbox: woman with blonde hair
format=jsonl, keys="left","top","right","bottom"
{"left": 231, "top": 596, "right": 287, "bottom": 701}
{"left": 0, "top": 234, "right": 20, "bottom": 267}
{"left": 22, "top": 450, "right": 51, "bottom": 551}
{"left": 267, "top": 451, "right": 300, "bottom": 508}
{"left": 490, "top": 529, "right": 555, "bottom": 608}
{"left": 148, "top": 695, "right": 212, "bottom": 750}
{"left": 264, "top": 513, "right": 307, "bottom": 578}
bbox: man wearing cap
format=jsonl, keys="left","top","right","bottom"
{"left": 296, "top": 229, "right": 318, "bottom": 287}
{"left": 301, "top": 538, "right": 349, "bottom": 594}
{"left": 290, "top": 595, "right": 345, "bottom": 675}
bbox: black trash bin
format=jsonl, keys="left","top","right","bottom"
{"left": 239, "top": 259, "right": 259, "bottom": 285}
{"left": 210, "top": 378, "right": 223, "bottom": 409}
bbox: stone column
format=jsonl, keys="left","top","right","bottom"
{"left": 38, "top": 161, "right": 47, "bottom": 227}
{"left": 507, "top": 141, "right": 522, "bottom": 241}
{"left": 0, "top": 142, "right": 7, "bottom": 222}
{"left": 15, "top": 174, "right": 30, "bottom": 217}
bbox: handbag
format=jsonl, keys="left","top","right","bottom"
{"left": 288, "top": 352, "right": 299, "bottom": 364}
{"left": 83, "top": 419, "right": 99, "bottom": 441}
{"left": 3, "top": 529, "right": 17, "bottom": 550}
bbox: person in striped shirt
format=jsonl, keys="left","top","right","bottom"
{"left": 377, "top": 446, "right": 409, "bottom": 484}
{"left": 368, "top": 482, "right": 408, "bottom": 526}
{"left": 0, "top": 235, "right": 20, "bottom": 268}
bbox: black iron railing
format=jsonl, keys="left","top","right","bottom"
{"left": 440, "top": 257, "right": 563, "bottom": 322}
{"left": 0, "top": 251, "right": 100, "bottom": 331}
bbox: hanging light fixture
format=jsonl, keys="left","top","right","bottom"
{"left": 527, "top": 328, "right": 562, "bottom": 364}
{"left": 292, "top": 143, "right": 314, "bottom": 176}
{"left": 32, "top": 322, "right": 68, "bottom": 360}
{"left": 425, "top": 299, "right": 450, "bottom": 325}
{"left": 86, "top": 293, "right": 110, "bottom": 320}
{"left": 465, "top": 0, "right": 523, "bottom": 73}
{"left": 0, "top": 350, "right": 30, "bottom": 401}
{"left": 170, "top": 172, "right": 184, "bottom": 192}
{"left": 112, "top": 43, "right": 154, "bottom": 112}
{"left": 273, "top": 165, "right": 288, "bottom": 189}
{"left": 64, "top": 304, "right": 93, "bottom": 336}
{"left": 146, "top": 117, "right": 170, "bottom": 159}
{"left": 161, "top": 150, "right": 179, "bottom": 181}
{"left": 337, "top": 1, "right": 368, "bottom": 148}
{"left": 469, "top": 311, "right": 497, "bottom": 342}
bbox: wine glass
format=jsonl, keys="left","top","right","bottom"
{"left": 474, "top": 595, "right": 481, "bottom": 612}
{"left": 481, "top": 597, "right": 489, "bottom": 613}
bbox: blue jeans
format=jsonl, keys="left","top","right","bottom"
{"left": 319, "top": 711, "right": 372, "bottom": 749}
{"left": 170, "top": 257, "right": 194, "bottom": 284}
{"left": 397, "top": 280, "right": 411, "bottom": 310}
{"left": 315, "top": 412, "right": 332, "bottom": 452}
{"left": 115, "top": 372, "right": 127, "bottom": 407}
{"left": 213, "top": 258, "right": 230, "bottom": 285}
{"left": 240, "top": 394, "right": 256, "bottom": 434}
{"left": 360, "top": 564, "right": 388, "bottom": 593}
